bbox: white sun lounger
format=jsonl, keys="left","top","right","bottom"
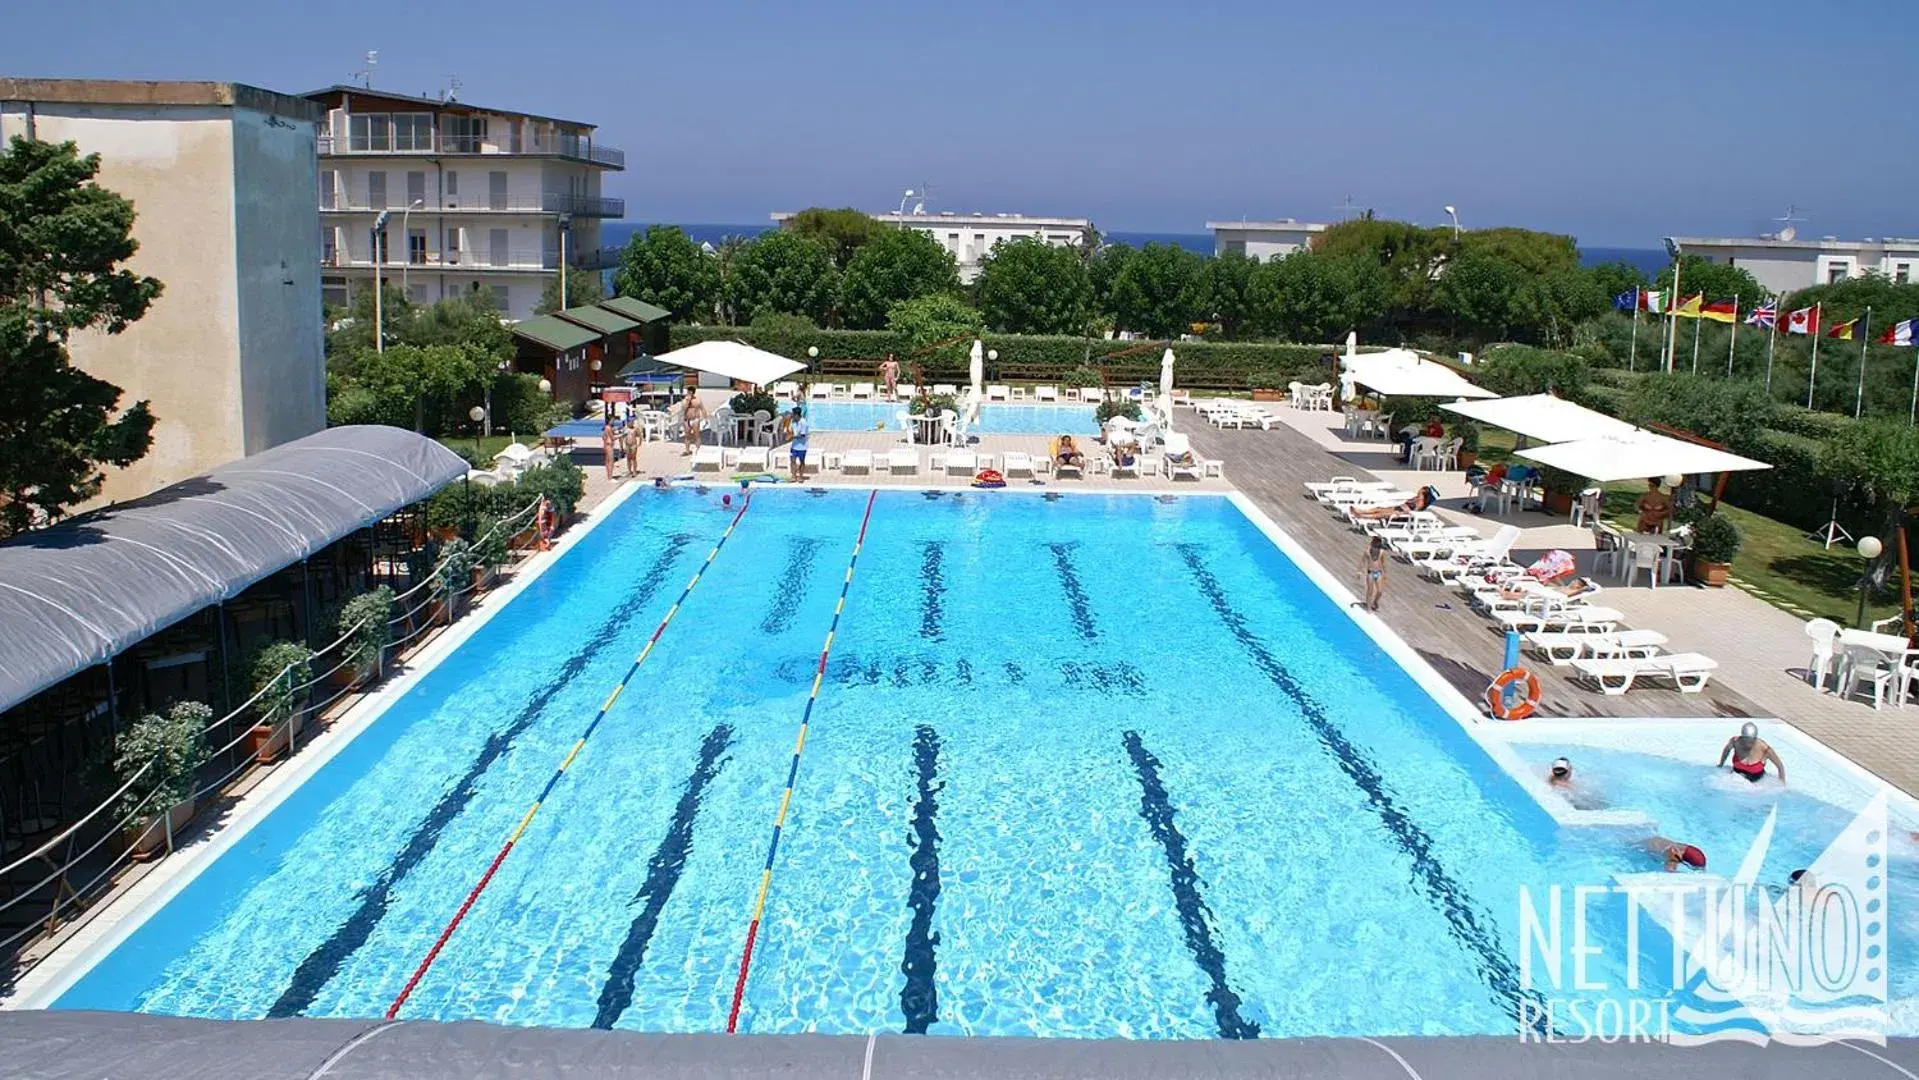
{"left": 933, "top": 383, "right": 958, "bottom": 396}
{"left": 850, "top": 382, "right": 876, "bottom": 400}
{"left": 1033, "top": 385, "right": 1059, "bottom": 402}
{"left": 841, "top": 448, "right": 874, "bottom": 475}
{"left": 944, "top": 450, "right": 977, "bottom": 477}
{"left": 1304, "top": 477, "right": 1394, "bottom": 499}
{"left": 809, "top": 383, "right": 836, "bottom": 400}
{"left": 735, "top": 446, "right": 772, "bottom": 471}
{"left": 1002, "top": 451, "right": 1035, "bottom": 479}
{"left": 1570, "top": 652, "right": 1718, "bottom": 695}
{"left": 1526, "top": 628, "right": 1670, "bottom": 665}
{"left": 1390, "top": 526, "right": 1482, "bottom": 560}
{"left": 1415, "top": 526, "right": 1522, "bottom": 581}
{"left": 987, "top": 385, "right": 1011, "bottom": 401}
{"left": 773, "top": 381, "right": 799, "bottom": 400}
{"left": 896, "top": 383, "right": 919, "bottom": 399}
{"left": 885, "top": 448, "right": 919, "bottom": 474}
{"left": 691, "top": 445, "right": 725, "bottom": 472}
{"left": 1493, "top": 605, "right": 1625, "bottom": 634}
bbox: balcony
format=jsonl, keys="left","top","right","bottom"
{"left": 318, "top": 134, "right": 625, "bottom": 169}
{"left": 319, "top": 192, "right": 623, "bottom": 218}
{"left": 320, "top": 245, "right": 615, "bottom": 273}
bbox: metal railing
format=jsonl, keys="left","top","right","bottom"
{"left": 0, "top": 497, "right": 548, "bottom": 972}
{"left": 320, "top": 192, "right": 622, "bottom": 218}
{"left": 318, "top": 134, "right": 625, "bottom": 168}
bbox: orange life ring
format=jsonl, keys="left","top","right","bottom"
{"left": 1487, "top": 666, "right": 1541, "bottom": 721}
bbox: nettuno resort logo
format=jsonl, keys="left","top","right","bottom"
{"left": 1516, "top": 794, "right": 1889, "bottom": 1046}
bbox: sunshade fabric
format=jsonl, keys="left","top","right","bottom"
{"left": 512, "top": 314, "right": 599, "bottom": 352}
{"left": 1438, "top": 394, "right": 1639, "bottom": 443}
{"left": 661, "top": 340, "right": 804, "bottom": 386}
{"left": 1515, "top": 431, "right": 1773, "bottom": 482}
{"left": 0, "top": 426, "right": 467, "bottom": 714}
{"left": 1344, "top": 349, "right": 1496, "bottom": 399}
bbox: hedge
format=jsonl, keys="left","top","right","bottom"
{"left": 667, "top": 325, "right": 1338, "bottom": 390}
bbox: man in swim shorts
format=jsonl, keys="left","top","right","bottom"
{"left": 788, "top": 406, "right": 810, "bottom": 482}
{"left": 1717, "top": 721, "right": 1785, "bottom": 784}
{"left": 1645, "top": 836, "right": 1706, "bottom": 872}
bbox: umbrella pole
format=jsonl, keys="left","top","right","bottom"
{"left": 1709, "top": 470, "right": 1728, "bottom": 515}
{"left": 1900, "top": 522, "right": 1914, "bottom": 645}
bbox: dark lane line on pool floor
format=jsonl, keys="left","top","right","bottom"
{"left": 1047, "top": 542, "right": 1099, "bottom": 642}
{"left": 899, "top": 725, "right": 943, "bottom": 1033}
{"left": 1121, "top": 730, "right": 1260, "bottom": 1040}
{"left": 592, "top": 723, "right": 735, "bottom": 1030}
{"left": 266, "top": 533, "right": 694, "bottom": 1019}
{"left": 759, "top": 538, "right": 821, "bottom": 635}
{"left": 1172, "top": 543, "right": 1541, "bottom": 1029}
{"left": 919, "top": 541, "right": 945, "bottom": 641}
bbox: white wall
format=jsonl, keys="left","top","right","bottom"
{"left": 230, "top": 106, "right": 325, "bottom": 455}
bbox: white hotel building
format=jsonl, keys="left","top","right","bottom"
{"left": 1671, "top": 234, "right": 1919, "bottom": 296}
{"left": 1207, "top": 219, "right": 1329, "bottom": 260}
{"left": 771, "top": 210, "right": 1094, "bottom": 282}
{"left": 307, "top": 86, "right": 623, "bottom": 321}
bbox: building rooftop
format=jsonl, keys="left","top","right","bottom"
{"left": 1206, "top": 219, "right": 1330, "bottom": 232}
{"left": 1674, "top": 234, "right": 1919, "bottom": 252}
{"left": 770, "top": 210, "right": 1093, "bottom": 228}
{"left": 0, "top": 78, "right": 323, "bottom": 123}
{"left": 302, "top": 85, "right": 595, "bottom": 131}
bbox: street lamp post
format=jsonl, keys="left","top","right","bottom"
{"left": 1858, "top": 535, "right": 1885, "bottom": 628}
{"left": 372, "top": 209, "right": 393, "bottom": 353}
{"left": 1443, "top": 205, "right": 1461, "bottom": 239}
{"left": 400, "top": 198, "right": 424, "bottom": 295}
{"left": 896, "top": 189, "right": 916, "bottom": 217}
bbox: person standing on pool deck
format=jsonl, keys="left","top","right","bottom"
{"left": 880, "top": 354, "right": 900, "bottom": 399}
{"left": 788, "top": 406, "right": 810, "bottom": 482}
{"left": 681, "top": 388, "right": 708, "bottom": 456}
{"left": 621, "top": 419, "right": 642, "bottom": 478}
{"left": 1360, "top": 535, "right": 1387, "bottom": 612}
{"left": 1717, "top": 721, "right": 1786, "bottom": 784}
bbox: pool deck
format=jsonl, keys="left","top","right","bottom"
{"left": 5, "top": 1010, "right": 1915, "bottom": 1079}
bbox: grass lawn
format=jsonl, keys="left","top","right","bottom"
{"left": 437, "top": 434, "right": 523, "bottom": 466}
{"left": 1466, "top": 427, "right": 1904, "bottom": 627}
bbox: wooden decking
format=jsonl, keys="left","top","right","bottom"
{"left": 1185, "top": 423, "right": 1763, "bottom": 720}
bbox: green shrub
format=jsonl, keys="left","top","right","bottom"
{"left": 337, "top": 587, "right": 394, "bottom": 676}
{"left": 1689, "top": 512, "right": 1743, "bottom": 563}
{"left": 113, "top": 702, "right": 211, "bottom": 821}
{"left": 909, "top": 392, "right": 959, "bottom": 417}
{"left": 1247, "top": 369, "right": 1286, "bottom": 391}
{"left": 1095, "top": 399, "right": 1144, "bottom": 423}
{"left": 1477, "top": 344, "right": 1589, "bottom": 399}
{"left": 728, "top": 389, "right": 780, "bottom": 418}
{"left": 472, "top": 514, "right": 510, "bottom": 570}
{"left": 1063, "top": 364, "right": 1102, "bottom": 389}
{"left": 1450, "top": 419, "right": 1481, "bottom": 452}
{"left": 1533, "top": 465, "right": 1585, "bottom": 496}
{"left": 249, "top": 641, "right": 313, "bottom": 728}
{"left": 516, "top": 456, "right": 586, "bottom": 518}
{"left": 436, "top": 537, "right": 476, "bottom": 592}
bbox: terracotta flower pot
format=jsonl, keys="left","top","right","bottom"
{"left": 1695, "top": 559, "right": 1731, "bottom": 587}
{"left": 126, "top": 798, "right": 195, "bottom": 861}
{"left": 1543, "top": 490, "right": 1574, "bottom": 515}
{"left": 1251, "top": 388, "right": 1283, "bottom": 402}
{"left": 1456, "top": 450, "right": 1478, "bottom": 469}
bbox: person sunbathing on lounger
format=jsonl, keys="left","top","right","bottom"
{"left": 1056, "top": 435, "right": 1086, "bottom": 470}
{"left": 1351, "top": 486, "right": 1437, "bottom": 520}
{"left": 1498, "top": 576, "right": 1599, "bottom": 602}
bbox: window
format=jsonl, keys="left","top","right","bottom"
{"left": 406, "top": 171, "right": 425, "bottom": 208}
{"left": 408, "top": 284, "right": 429, "bottom": 303}
{"left": 1223, "top": 239, "right": 1247, "bottom": 257}
{"left": 1898, "top": 263, "right": 1912, "bottom": 285}
{"left": 347, "top": 113, "right": 390, "bottom": 152}
{"left": 488, "top": 171, "right": 508, "bottom": 210}
{"left": 321, "top": 228, "right": 337, "bottom": 265}
{"left": 490, "top": 228, "right": 509, "bottom": 267}
{"left": 1828, "top": 264, "right": 1849, "bottom": 283}
{"left": 444, "top": 227, "right": 462, "bottom": 263}
{"left": 407, "top": 229, "right": 427, "bottom": 265}
{"left": 322, "top": 276, "right": 348, "bottom": 309}
{"left": 367, "top": 171, "right": 387, "bottom": 209}
{"left": 319, "top": 169, "right": 336, "bottom": 209}
{"left": 490, "top": 284, "right": 511, "bottom": 309}
{"left": 373, "top": 228, "right": 390, "bottom": 264}
{"left": 444, "top": 171, "right": 458, "bottom": 205}
{"left": 443, "top": 115, "right": 486, "bottom": 153}
{"left": 392, "top": 113, "right": 433, "bottom": 152}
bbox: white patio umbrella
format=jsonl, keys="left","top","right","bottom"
{"left": 1160, "top": 347, "right": 1175, "bottom": 398}
{"left": 1515, "top": 431, "right": 1772, "bottom": 482}
{"left": 969, "top": 338, "right": 984, "bottom": 399}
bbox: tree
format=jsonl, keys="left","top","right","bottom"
{"left": 726, "top": 231, "right": 839, "bottom": 326}
{"left": 326, "top": 342, "right": 491, "bottom": 434}
{"left": 886, "top": 294, "right": 980, "bottom": 367}
{"left": 1782, "top": 273, "right": 1919, "bottom": 328}
{"left": 1435, "top": 253, "right": 1527, "bottom": 345}
{"left": 1455, "top": 227, "right": 1582, "bottom": 277}
{"left": 614, "top": 225, "right": 719, "bottom": 323}
{"left": 1658, "top": 254, "right": 1767, "bottom": 307}
{"left": 839, "top": 227, "right": 960, "bottom": 330}
{"left": 534, "top": 267, "right": 606, "bottom": 315}
{"left": 972, "top": 237, "right": 1091, "bottom": 335}
{"left": 1515, "top": 268, "right": 1608, "bottom": 347}
{"left": 1247, "top": 251, "right": 1389, "bottom": 343}
{"left": 1088, "top": 243, "right": 1134, "bottom": 321}
{"left": 1199, "top": 251, "right": 1258, "bottom": 339}
{"left": 0, "top": 137, "right": 164, "bottom": 535}
{"left": 1587, "top": 259, "right": 1650, "bottom": 304}
{"left": 1107, "top": 242, "right": 1205, "bottom": 338}
{"left": 1820, "top": 419, "right": 1919, "bottom": 587}
{"left": 786, "top": 207, "right": 882, "bottom": 270}
{"left": 1477, "top": 345, "right": 1591, "bottom": 401}
{"left": 1311, "top": 218, "right": 1451, "bottom": 325}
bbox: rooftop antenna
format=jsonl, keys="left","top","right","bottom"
{"left": 350, "top": 50, "right": 377, "bottom": 89}
{"left": 441, "top": 75, "right": 462, "bottom": 103}
{"left": 1773, "top": 203, "right": 1809, "bottom": 242}
{"left": 1331, "top": 193, "right": 1360, "bottom": 220}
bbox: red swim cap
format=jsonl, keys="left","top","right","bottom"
{"left": 1680, "top": 845, "right": 1706, "bottom": 869}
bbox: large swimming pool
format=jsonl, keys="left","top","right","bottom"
{"left": 800, "top": 401, "right": 1099, "bottom": 435}
{"left": 40, "top": 489, "right": 1909, "bottom": 1038}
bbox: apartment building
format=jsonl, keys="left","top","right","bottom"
{"left": 307, "top": 86, "right": 624, "bottom": 320}
{"left": 771, "top": 209, "right": 1094, "bottom": 282}
{"left": 1672, "top": 233, "right": 1919, "bottom": 296}
{"left": 0, "top": 79, "right": 326, "bottom": 508}
{"left": 1207, "top": 219, "right": 1329, "bottom": 260}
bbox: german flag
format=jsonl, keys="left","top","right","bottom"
{"left": 1700, "top": 299, "right": 1739, "bottom": 323}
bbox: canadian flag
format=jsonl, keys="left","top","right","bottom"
{"left": 1786, "top": 305, "right": 1821, "bottom": 335}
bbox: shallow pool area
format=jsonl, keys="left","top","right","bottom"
{"left": 35, "top": 489, "right": 1915, "bottom": 1040}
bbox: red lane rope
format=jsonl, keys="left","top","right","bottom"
{"left": 384, "top": 493, "right": 754, "bottom": 1020}
{"left": 724, "top": 489, "right": 879, "bottom": 1034}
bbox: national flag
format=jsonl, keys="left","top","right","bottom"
{"left": 1879, "top": 319, "right": 1916, "bottom": 347}
{"left": 1827, "top": 317, "right": 1859, "bottom": 341}
{"left": 1613, "top": 289, "right": 1639, "bottom": 312}
{"left": 1641, "top": 289, "right": 1665, "bottom": 313}
{"left": 1670, "top": 294, "right": 1703, "bottom": 318}
{"left": 1700, "top": 299, "right": 1739, "bottom": 323}
{"left": 1786, "top": 306, "right": 1820, "bottom": 335}
{"left": 1745, "top": 302, "right": 1777, "bottom": 329}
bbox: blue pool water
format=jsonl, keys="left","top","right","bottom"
{"left": 800, "top": 401, "right": 1099, "bottom": 435}
{"left": 55, "top": 489, "right": 1896, "bottom": 1038}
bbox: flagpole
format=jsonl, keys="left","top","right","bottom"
{"left": 1855, "top": 306, "right": 1873, "bottom": 418}
{"left": 1808, "top": 302, "right": 1822, "bottom": 410}
{"left": 1909, "top": 325, "right": 1918, "bottom": 424}
{"left": 1727, "top": 293, "right": 1739, "bottom": 377}
{"left": 1765, "top": 296, "right": 1778, "bottom": 392}
{"left": 1628, "top": 288, "right": 1639, "bottom": 372}
{"left": 1669, "top": 261, "right": 1683, "bottom": 372}
{"left": 1691, "top": 309, "right": 1701, "bottom": 373}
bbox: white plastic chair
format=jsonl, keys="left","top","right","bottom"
{"left": 1804, "top": 618, "right": 1840, "bottom": 690}
{"left": 1571, "top": 488, "right": 1602, "bottom": 527}
{"left": 1626, "top": 542, "right": 1664, "bottom": 589}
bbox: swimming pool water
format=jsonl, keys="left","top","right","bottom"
{"left": 51, "top": 489, "right": 1896, "bottom": 1038}
{"left": 800, "top": 401, "right": 1099, "bottom": 435}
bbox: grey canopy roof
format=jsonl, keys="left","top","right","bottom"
{"left": 0, "top": 425, "right": 467, "bottom": 714}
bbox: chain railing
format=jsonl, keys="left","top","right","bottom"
{"left": 0, "top": 496, "right": 547, "bottom": 970}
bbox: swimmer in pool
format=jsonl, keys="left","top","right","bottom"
{"left": 1717, "top": 721, "right": 1786, "bottom": 785}
{"left": 1645, "top": 836, "right": 1707, "bottom": 872}
{"left": 1547, "top": 757, "right": 1607, "bottom": 810}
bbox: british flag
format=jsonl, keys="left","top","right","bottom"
{"left": 1745, "top": 301, "right": 1777, "bottom": 329}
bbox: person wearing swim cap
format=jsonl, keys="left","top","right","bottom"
{"left": 1717, "top": 722, "right": 1786, "bottom": 784}
{"left": 1548, "top": 757, "right": 1573, "bottom": 786}
{"left": 1645, "top": 836, "right": 1707, "bottom": 872}
{"left": 1546, "top": 757, "right": 1607, "bottom": 810}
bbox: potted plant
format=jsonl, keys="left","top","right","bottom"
{"left": 116, "top": 702, "right": 211, "bottom": 860}
{"left": 471, "top": 514, "right": 510, "bottom": 591}
{"left": 1688, "top": 512, "right": 1742, "bottom": 587}
{"left": 336, "top": 587, "right": 395, "bottom": 689}
{"left": 1095, "top": 399, "right": 1144, "bottom": 425}
{"left": 1248, "top": 370, "right": 1286, "bottom": 402}
{"left": 728, "top": 388, "right": 779, "bottom": 418}
{"left": 1450, "top": 420, "right": 1481, "bottom": 469}
{"left": 434, "top": 537, "right": 476, "bottom": 621}
{"left": 1063, "top": 364, "right": 1103, "bottom": 391}
{"left": 246, "top": 641, "right": 314, "bottom": 763}
{"left": 1533, "top": 465, "right": 1583, "bottom": 516}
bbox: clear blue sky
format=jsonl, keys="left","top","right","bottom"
{"left": 7, "top": 0, "right": 1915, "bottom": 248}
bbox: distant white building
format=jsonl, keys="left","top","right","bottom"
{"left": 1207, "top": 219, "right": 1329, "bottom": 260}
{"left": 771, "top": 210, "right": 1094, "bottom": 282}
{"left": 1673, "top": 234, "right": 1919, "bottom": 296}
{"left": 307, "top": 86, "right": 624, "bottom": 320}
